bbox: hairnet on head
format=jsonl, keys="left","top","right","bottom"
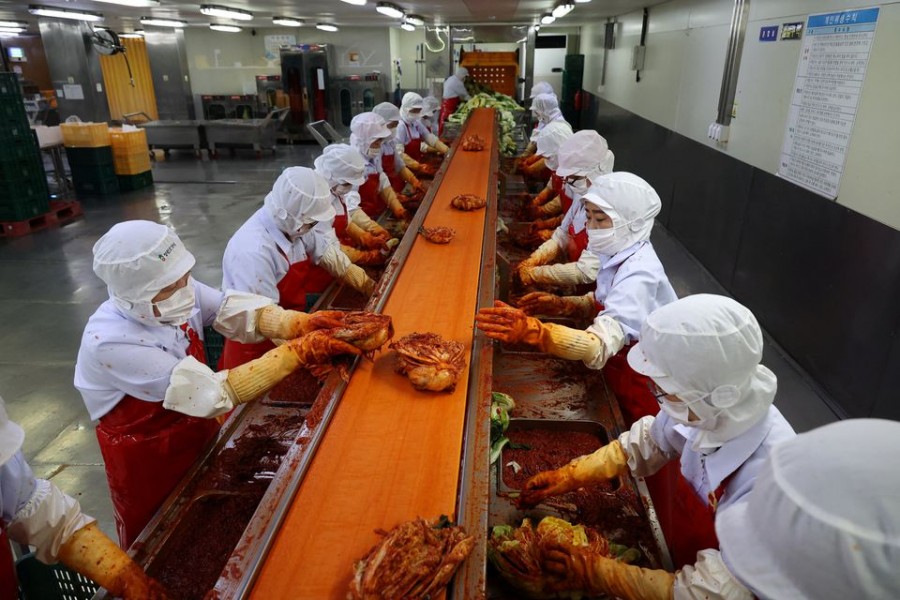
{"left": 0, "top": 395, "right": 25, "bottom": 466}
{"left": 93, "top": 220, "right": 196, "bottom": 322}
{"left": 529, "top": 81, "right": 554, "bottom": 98}
{"left": 400, "top": 92, "right": 425, "bottom": 121}
{"left": 556, "top": 130, "right": 613, "bottom": 178}
{"left": 264, "top": 167, "right": 334, "bottom": 235}
{"left": 531, "top": 92, "right": 561, "bottom": 123}
{"left": 718, "top": 418, "right": 900, "bottom": 600}
{"left": 349, "top": 112, "right": 391, "bottom": 158}
{"left": 455, "top": 67, "right": 468, "bottom": 79}
{"left": 314, "top": 144, "right": 366, "bottom": 187}
{"left": 422, "top": 95, "right": 441, "bottom": 117}
{"left": 372, "top": 102, "right": 400, "bottom": 126}
{"left": 581, "top": 172, "right": 659, "bottom": 252}
{"left": 534, "top": 121, "right": 574, "bottom": 160}
{"left": 627, "top": 294, "right": 776, "bottom": 449}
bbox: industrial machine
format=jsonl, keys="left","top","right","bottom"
{"left": 256, "top": 74, "right": 284, "bottom": 115}
{"left": 328, "top": 73, "right": 389, "bottom": 128}
{"left": 280, "top": 45, "right": 333, "bottom": 141}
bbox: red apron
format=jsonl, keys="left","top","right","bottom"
{"left": 553, "top": 175, "right": 574, "bottom": 215}
{"left": 333, "top": 197, "right": 350, "bottom": 245}
{"left": 566, "top": 221, "right": 589, "bottom": 263}
{"left": 439, "top": 97, "right": 460, "bottom": 137}
{"left": 95, "top": 326, "right": 220, "bottom": 549}
{"left": 382, "top": 152, "right": 404, "bottom": 192}
{"left": 1, "top": 527, "right": 16, "bottom": 600}
{"left": 402, "top": 122, "right": 423, "bottom": 164}
{"left": 358, "top": 171, "right": 386, "bottom": 219}
{"left": 222, "top": 246, "right": 334, "bottom": 369}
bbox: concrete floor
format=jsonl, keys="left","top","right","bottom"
{"left": 0, "top": 144, "right": 839, "bottom": 543}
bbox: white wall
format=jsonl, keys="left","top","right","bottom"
{"left": 582, "top": 0, "right": 900, "bottom": 230}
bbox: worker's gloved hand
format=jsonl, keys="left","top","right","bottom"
{"left": 358, "top": 230, "right": 389, "bottom": 250}
{"left": 434, "top": 140, "right": 450, "bottom": 154}
{"left": 519, "top": 238, "right": 561, "bottom": 272}
{"left": 394, "top": 206, "right": 411, "bottom": 221}
{"left": 517, "top": 265, "right": 538, "bottom": 287}
{"left": 523, "top": 157, "right": 548, "bottom": 178}
{"left": 518, "top": 292, "right": 588, "bottom": 318}
{"left": 530, "top": 186, "right": 554, "bottom": 208}
{"left": 524, "top": 228, "right": 555, "bottom": 248}
{"left": 58, "top": 523, "right": 169, "bottom": 600}
{"left": 416, "top": 163, "right": 438, "bottom": 177}
{"left": 342, "top": 245, "right": 387, "bottom": 266}
{"left": 475, "top": 301, "right": 544, "bottom": 345}
{"left": 543, "top": 540, "right": 675, "bottom": 600}
{"left": 286, "top": 330, "right": 362, "bottom": 365}
{"left": 532, "top": 216, "right": 563, "bottom": 232}
{"left": 380, "top": 186, "right": 410, "bottom": 221}
{"left": 519, "top": 441, "right": 629, "bottom": 507}
{"left": 257, "top": 305, "right": 344, "bottom": 340}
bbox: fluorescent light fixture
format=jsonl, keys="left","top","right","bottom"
{"left": 400, "top": 21, "right": 415, "bottom": 32}
{"left": 316, "top": 23, "right": 338, "bottom": 32}
{"left": 209, "top": 23, "right": 241, "bottom": 32}
{"left": 0, "top": 32, "right": 18, "bottom": 38}
{"left": 119, "top": 32, "right": 144, "bottom": 38}
{"left": 340, "top": 0, "right": 367, "bottom": 4}
{"left": 91, "top": 0, "right": 160, "bottom": 7}
{"left": 405, "top": 14, "right": 424, "bottom": 26}
{"left": 552, "top": 2, "right": 574, "bottom": 18}
{"left": 375, "top": 2, "right": 404, "bottom": 18}
{"left": 540, "top": 13, "right": 555, "bottom": 24}
{"left": 28, "top": 5, "right": 104, "bottom": 21}
{"left": 140, "top": 17, "right": 187, "bottom": 27}
{"left": 575, "top": 0, "right": 591, "bottom": 3}
{"left": 0, "top": 21, "right": 27, "bottom": 28}
{"left": 0, "top": 27, "right": 24, "bottom": 33}
{"left": 200, "top": 4, "right": 252, "bottom": 21}
{"left": 273, "top": 16, "right": 303, "bottom": 26}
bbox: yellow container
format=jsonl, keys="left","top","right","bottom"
{"left": 113, "top": 151, "right": 152, "bottom": 175}
{"left": 109, "top": 128, "right": 148, "bottom": 154}
{"left": 61, "top": 122, "right": 110, "bottom": 148}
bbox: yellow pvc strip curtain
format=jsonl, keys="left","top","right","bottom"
{"left": 98, "top": 37, "right": 159, "bottom": 121}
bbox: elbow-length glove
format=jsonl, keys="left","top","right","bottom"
{"left": 518, "top": 441, "right": 629, "bottom": 507}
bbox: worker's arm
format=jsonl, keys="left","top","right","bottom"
{"left": 423, "top": 131, "right": 449, "bottom": 154}
{"left": 516, "top": 236, "right": 565, "bottom": 271}
{"left": 517, "top": 292, "right": 597, "bottom": 320}
{"left": 519, "top": 250, "right": 599, "bottom": 287}
{"left": 318, "top": 244, "right": 377, "bottom": 294}
{"left": 349, "top": 208, "right": 392, "bottom": 241}
{"left": 213, "top": 291, "right": 343, "bottom": 343}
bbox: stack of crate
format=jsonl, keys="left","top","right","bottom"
{"left": 110, "top": 128, "right": 153, "bottom": 191}
{"left": 0, "top": 72, "right": 51, "bottom": 222}
{"left": 62, "top": 121, "right": 118, "bottom": 196}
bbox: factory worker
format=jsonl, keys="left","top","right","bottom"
{"left": 350, "top": 112, "right": 410, "bottom": 221}
{"left": 421, "top": 95, "right": 442, "bottom": 137}
{"left": 76, "top": 220, "right": 360, "bottom": 547}
{"left": 439, "top": 67, "right": 470, "bottom": 135}
{"left": 521, "top": 121, "right": 574, "bottom": 230}
{"left": 397, "top": 92, "right": 449, "bottom": 169}
{"left": 372, "top": 102, "right": 427, "bottom": 194}
{"left": 516, "top": 131, "right": 615, "bottom": 290}
{"left": 517, "top": 92, "right": 566, "bottom": 169}
{"left": 521, "top": 295, "right": 796, "bottom": 584}
{"left": 221, "top": 167, "right": 376, "bottom": 367}
{"left": 313, "top": 143, "right": 398, "bottom": 264}
{"left": 479, "top": 172, "right": 674, "bottom": 424}
{"left": 529, "top": 80, "right": 554, "bottom": 99}
{"left": 0, "top": 395, "right": 166, "bottom": 599}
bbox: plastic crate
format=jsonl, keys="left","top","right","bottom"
{"left": 71, "top": 160, "right": 117, "bottom": 182}
{"left": 0, "top": 177, "right": 48, "bottom": 203}
{"left": 109, "top": 127, "right": 148, "bottom": 153}
{"left": 113, "top": 152, "right": 152, "bottom": 175}
{"left": 117, "top": 170, "right": 153, "bottom": 191}
{"left": 0, "top": 100, "right": 26, "bottom": 121}
{"left": 73, "top": 174, "right": 119, "bottom": 196}
{"left": 203, "top": 325, "right": 226, "bottom": 369}
{"left": 0, "top": 139, "right": 39, "bottom": 162}
{"left": 0, "top": 121, "right": 34, "bottom": 144}
{"left": 0, "top": 72, "right": 21, "bottom": 99}
{"left": 66, "top": 146, "right": 114, "bottom": 167}
{"left": 16, "top": 553, "right": 100, "bottom": 600}
{"left": 0, "top": 157, "right": 45, "bottom": 183}
{"left": 61, "top": 121, "right": 110, "bottom": 148}
{"left": 0, "top": 196, "right": 50, "bottom": 221}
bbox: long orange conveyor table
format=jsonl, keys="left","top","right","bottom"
{"left": 249, "top": 108, "right": 497, "bottom": 597}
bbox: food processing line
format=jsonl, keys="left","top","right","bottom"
{"left": 94, "top": 108, "right": 669, "bottom": 600}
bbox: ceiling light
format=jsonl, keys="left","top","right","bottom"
{"left": 316, "top": 23, "right": 339, "bottom": 32}
{"left": 273, "top": 16, "right": 303, "bottom": 26}
{"left": 200, "top": 4, "right": 253, "bottom": 21}
{"left": 552, "top": 2, "right": 574, "bottom": 18}
{"left": 140, "top": 17, "right": 187, "bottom": 27}
{"left": 575, "top": 0, "right": 591, "bottom": 3}
{"left": 340, "top": 0, "right": 367, "bottom": 4}
{"left": 0, "top": 27, "right": 24, "bottom": 33}
{"left": 209, "top": 23, "right": 241, "bottom": 32}
{"left": 405, "top": 14, "right": 424, "bottom": 26}
{"left": 540, "top": 13, "right": 555, "bottom": 24}
{"left": 400, "top": 21, "right": 415, "bottom": 32}
{"left": 28, "top": 5, "right": 104, "bottom": 21}
{"left": 0, "top": 21, "right": 27, "bottom": 28}
{"left": 375, "top": 2, "right": 404, "bottom": 19}
{"left": 119, "top": 31, "right": 144, "bottom": 38}
{"left": 91, "top": 0, "right": 160, "bottom": 7}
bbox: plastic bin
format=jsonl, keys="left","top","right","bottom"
{"left": 61, "top": 122, "right": 110, "bottom": 148}
{"left": 109, "top": 127, "right": 149, "bottom": 153}
{"left": 0, "top": 196, "right": 50, "bottom": 221}
{"left": 0, "top": 72, "right": 21, "bottom": 98}
{"left": 66, "top": 146, "right": 114, "bottom": 167}
{"left": 0, "top": 158, "right": 45, "bottom": 183}
{"left": 203, "top": 325, "right": 225, "bottom": 369}
{"left": 117, "top": 170, "right": 154, "bottom": 191}
{"left": 15, "top": 553, "right": 100, "bottom": 600}
{"left": 113, "top": 152, "right": 152, "bottom": 175}
{"left": 73, "top": 175, "right": 119, "bottom": 196}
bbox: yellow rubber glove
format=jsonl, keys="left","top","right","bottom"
{"left": 519, "top": 441, "right": 629, "bottom": 507}
{"left": 433, "top": 140, "right": 450, "bottom": 154}
{"left": 58, "top": 523, "right": 168, "bottom": 599}
{"left": 520, "top": 261, "right": 589, "bottom": 287}
{"left": 401, "top": 152, "right": 423, "bottom": 171}
{"left": 350, "top": 209, "right": 391, "bottom": 241}
{"left": 475, "top": 302, "right": 603, "bottom": 360}
{"left": 345, "top": 221, "right": 387, "bottom": 250}
{"left": 544, "top": 546, "right": 675, "bottom": 600}
{"left": 256, "top": 305, "right": 344, "bottom": 340}
{"left": 530, "top": 196, "right": 562, "bottom": 219}
{"left": 400, "top": 167, "right": 426, "bottom": 192}
{"left": 515, "top": 143, "right": 537, "bottom": 170}
{"left": 517, "top": 238, "right": 562, "bottom": 270}
{"left": 518, "top": 292, "right": 596, "bottom": 319}
{"left": 343, "top": 263, "right": 377, "bottom": 295}
{"left": 530, "top": 185, "right": 554, "bottom": 208}
{"left": 532, "top": 215, "right": 564, "bottom": 232}
{"left": 341, "top": 245, "right": 386, "bottom": 266}
{"left": 523, "top": 156, "right": 548, "bottom": 177}
{"left": 380, "top": 186, "right": 410, "bottom": 220}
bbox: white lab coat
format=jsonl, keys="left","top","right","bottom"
{"left": 619, "top": 407, "right": 796, "bottom": 600}
{"left": 530, "top": 113, "right": 568, "bottom": 142}
{"left": 546, "top": 195, "right": 599, "bottom": 284}
{"left": 396, "top": 118, "right": 439, "bottom": 150}
{"left": 222, "top": 207, "right": 344, "bottom": 301}
{"left": 442, "top": 74, "right": 470, "bottom": 100}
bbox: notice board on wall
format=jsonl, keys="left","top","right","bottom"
{"left": 778, "top": 7, "right": 880, "bottom": 199}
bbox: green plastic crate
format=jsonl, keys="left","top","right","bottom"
{"left": 0, "top": 177, "right": 48, "bottom": 203}
{"left": 0, "top": 100, "right": 26, "bottom": 121}
{"left": 203, "top": 325, "right": 226, "bottom": 369}
{"left": 74, "top": 174, "right": 119, "bottom": 196}
{"left": 65, "top": 145, "right": 114, "bottom": 167}
{"left": 0, "top": 157, "right": 45, "bottom": 183}
{"left": 0, "top": 72, "right": 21, "bottom": 99}
{"left": 16, "top": 553, "right": 100, "bottom": 600}
{"left": 71, "top": 161, "right": 117, "bottom": 183}
{"left": 0, "top": 121, "right": 32, "bottom": 144}
{"left": 117, "top": 170, "right": 153, "bottom": 192}
{"left": 0, "top": 198, "right": 50, "bottom": 221}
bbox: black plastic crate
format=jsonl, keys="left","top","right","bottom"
{"left": 74, "top": 174, "right": 119, "bottom": 196}
{"left": 0, "top": 177, "right": 48, "bottom": 203}
{"left": 203, "top": 325, "right": 226, "bottom": 369}
{"left": 0, "top": 157, "right": 45, "bottom": 183}
{"left": 0, "top": 72, "right": 21, "bottom": 99}
{"left": 0, "top": 100, "right": 27, "bottom": 121}
{"left": 0, "top": 121, "right": 33, "bottom": 144}
{"left": 0, "top": 139, "right": 40, "bottom": 163}
{"left": 65, "top": 145, "right": 114, "bottom": 167}
{"left": 71, "top": 161, "right": 117, "bottom": 183}
{"left": 117, "top": 170, "right": 153, "bottom": 192}
{"left": 0, "top": 197, "right": 50, "bottom": 221}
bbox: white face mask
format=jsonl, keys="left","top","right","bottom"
{"left": 586, "top": 227, "right": 621, "bottom": 256}
{"left": 366, "top": 145, "right": 382, "bottom": 159}
{"left": 289, "top": 222, "right": 315, "bottom": 241}
{"left": 408, "top": 112, "right": 422, "bottom": 122}
{"left": 333, "top": 183, "right": 353, "bottom": 197}
{"left": 154, "top": 278, "right": 196, "bottom": 326}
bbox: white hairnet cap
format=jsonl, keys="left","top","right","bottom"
{"left": 556, "top": 130, "right": 612, "bottom": 178}
{"left": 372, "top": 102, "right": 400, "bottom": 125}
{"left": 628, "top": 294, "right": 777, "bottom": 447}
{"left": 530, "top": 81, "right": 554, "bottom": 98}
{"left": 349, "top": 112, "right": 391, "bottom": 157}
{"left": 581, "top": 172, "right": 660, "bottom": 250}
{"left": 718, "top": 418, "right": 900, "bottom": 599}
{"left": 456, "top": 66, "right": 468, "bottom": 79}
{"left": 264, "top": 167, "right": 334, "bottom": 235}
{"left": 422, "top": 95, "right": 441, "bottom": 117}
{"left": 0, "top": 395, "right": 25, "bottom": 467}
{"left": 314, "top": 144, "right": 366, "bottom": 187}
{"left": 400, "top": 92, "right": 424, "bottom": 120}
{"left": 531, "top": 92, "right": 559, "bottom": 119}
{"left": 535, "top": 121, "right": 574, "bottom": 159}
{"left": 93, "top": 220, "right": 196, "bottom": 320}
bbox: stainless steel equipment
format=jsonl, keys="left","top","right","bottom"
{"left": 280, "top": 45, "right": 333, "bottom": 141}
{"left": 255, "top": 74, "right": 283, "bottom": 115}
{"left": 139, "top": 120, "right": 205, "bottom": 157}
{"left": 329, "top": 73, "right": 389, "bottom": 128}
{"left": 205, "top": 107, "right": 289, "bottom": 158}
